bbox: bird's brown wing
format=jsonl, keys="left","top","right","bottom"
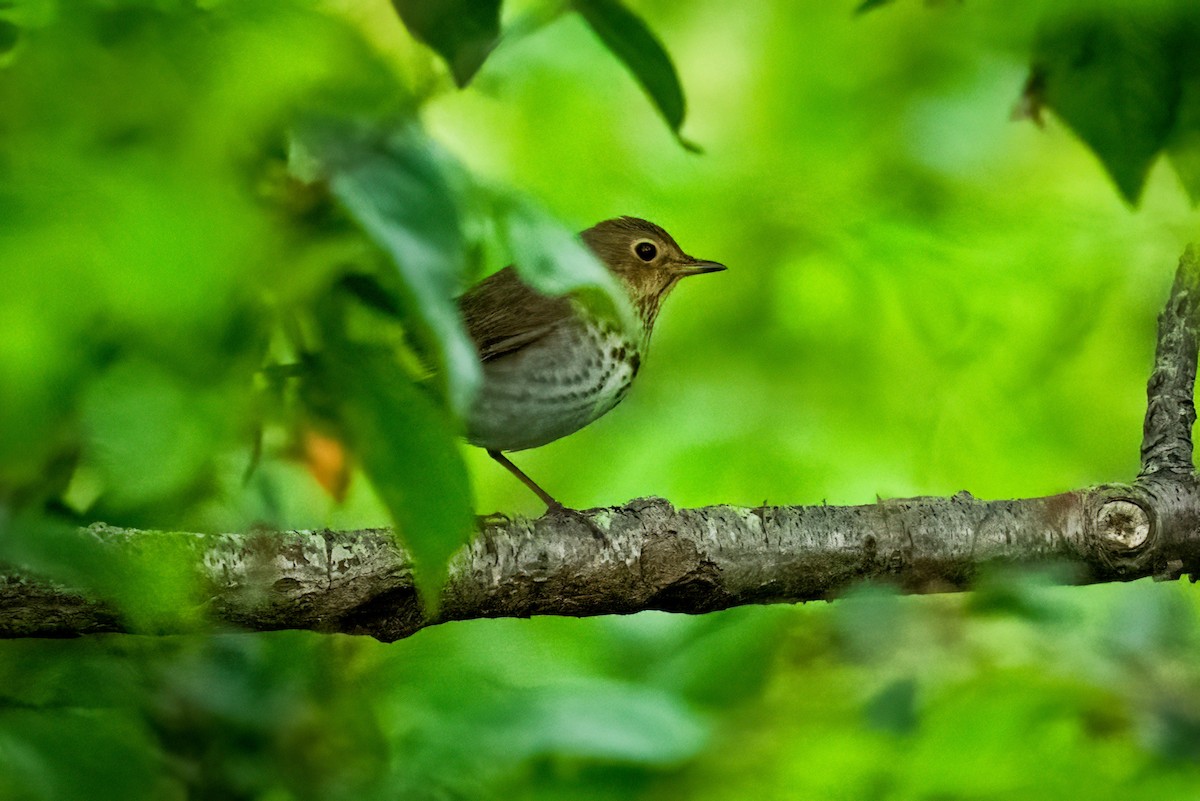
{"left": 458, "top": 267, "right": 575, "bottom": 362}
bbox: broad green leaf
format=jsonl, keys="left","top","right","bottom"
{"left": 391, "top": 0, "right": 501, "bottom": 87}
{"left": 573, "top": 0, "right": 698, "bottom": 151}
{"left": 315, "top": 342, "right": 473, "bottom": 603}
{"left": 297, "top": 120, "right": 481, "bottom": 418}
{"left": 1033, "top": 13, "right": 1181, "bottom": 204}
{"left": 497, "top": 196, "right": 636, "bottom": 334}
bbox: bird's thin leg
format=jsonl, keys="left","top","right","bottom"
{"left": 487, "top": 450, "right": 565, "bottom": 511}
{"left": 486, "top": 450, "right": 607, "bottom": 542}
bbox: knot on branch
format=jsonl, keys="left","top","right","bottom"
{"left": 1096, "top": 499, "right": 1151, "bottom": 551}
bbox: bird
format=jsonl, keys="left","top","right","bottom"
{"left": 458, "top": 216, "right": 725, "bottom": 512}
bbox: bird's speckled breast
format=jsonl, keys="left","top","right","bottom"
{"left": 465, "top": 317, "right": 643, "bottom": 452}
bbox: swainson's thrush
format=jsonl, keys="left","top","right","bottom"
{"left": 460, "top": 216, "right": 725, "bottom": 510}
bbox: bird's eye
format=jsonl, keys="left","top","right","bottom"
{"left": 633, "top": 240, "right": 658, "bottom": 262}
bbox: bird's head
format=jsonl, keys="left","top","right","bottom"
{"left": 581, "top": 216, "right": 725, "bottom": 328}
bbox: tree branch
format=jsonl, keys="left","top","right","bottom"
{"left": 3, "top": 249, "right": 1200, "bottom": 642}
{"left": 1141, "top": 246, "right": 1200, "bottom": 478}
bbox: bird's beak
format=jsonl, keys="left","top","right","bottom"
{"left": 673, "top": 259, "right": 727, "bottom": 277}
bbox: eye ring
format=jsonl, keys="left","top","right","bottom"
{"left": 633, "top": 239, "right": 658, "bottom": 262}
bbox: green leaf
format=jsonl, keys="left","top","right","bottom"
{"left": 391, "top": 0, "right": 501, "bottom": 87}
{"left": 572, "top": 0, "right": 698, "bottom": 152}
{"left": 296, "top": 119, "right": 482, "bottom": 418}
{"left": 1032, "top": 13, "right": 1181, "bottom": 205}
{"left": 497, "top": 196, "right": 636, "bottom": 333}
{"left": 316, "top": 343, "right": 474, "bottom": 603}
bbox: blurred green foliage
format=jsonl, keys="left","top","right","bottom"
{"left": 4, "top": 0, "right": 1200, "bottom": 798}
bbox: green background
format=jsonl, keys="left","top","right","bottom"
{"left": 3, "top": 0, "right": 1200, "bottom": 798}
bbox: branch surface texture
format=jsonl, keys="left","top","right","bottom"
{"left": 3, "top": 249, "right": 1200, "bottom": 641}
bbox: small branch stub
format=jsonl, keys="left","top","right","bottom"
{"left": 1139, "top": 246, "right": 1200, "bottom": 478}
{"left": 1097, "top": 499, "right": 1151, "bottom": 551}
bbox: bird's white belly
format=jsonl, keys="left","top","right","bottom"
{"left": 465, "top": 323, "right": 641, "bottom": 452}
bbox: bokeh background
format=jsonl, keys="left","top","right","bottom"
{"left": 4, "top": 0, "right": 1200, "bottom": 798}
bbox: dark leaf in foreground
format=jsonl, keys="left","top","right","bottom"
{"left": 315, "top": 342, "right": 474, "bottom": 604}
{"left": 391, "top": 0, "right": 502, "bottom": 87}
{"left": 573, "top": 0, "right": 698, "bottom": 152}
{"left": 298, "top": 119, "right": 481, "bottom": 417}
{"left": 1032, "top": 13, "right": 1181, "bottom": 205}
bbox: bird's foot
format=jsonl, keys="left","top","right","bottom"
{"left": 476, "top": 511, "right": 512, "bottom": 530}
{"left": 543, "top": 502, "right": 608, "bottom": 543}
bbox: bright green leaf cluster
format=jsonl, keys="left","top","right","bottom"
{"left": 0, "top": 0, "right": 633, "bottom": 610}
{"left": 296, "top": 118, "right": 483, "bottom": 418}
